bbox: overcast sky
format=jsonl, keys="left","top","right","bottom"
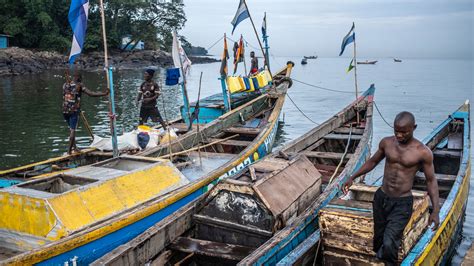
{"left": 180, "top": 0, "right": 473, "bottom": 59}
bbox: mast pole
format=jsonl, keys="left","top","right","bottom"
{"left": 99, "top": 0, "right": 119, "bottom": 157}
{"left": 262, "top": 12, "right": 270, "bottom": 72}
{"left": 242, "top": 0, "right": 272, "bottom": 77}
{"left": 352, "top": 22, "right": 360, "bottom": 124}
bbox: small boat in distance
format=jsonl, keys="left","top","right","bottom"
{"left": 357, "top": 60, "right": 377, "bottom": 65}
{"left": 304, "top": 55, "right": 318, "bottom": 59}
{"left": 394, "top": 58, "right": 402, "bottom": 62}
{"left": 301, "top": 58, "right": 308, "bottom": 65}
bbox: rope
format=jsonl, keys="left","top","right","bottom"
{"left": 292, "top": 79, "right": 353, "bottom": 94}
{"left": 206, "top": 35, "right": 224, "bottom": 51}
{"left": 328, "top": 125, "right": 352, "bottom": 185}
{"left": 374, "top": 101, "right": 394, "bottom": 128}
{"left": 287, "top": 93, "right": 319, "bottom": 125}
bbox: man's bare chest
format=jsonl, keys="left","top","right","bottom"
{"left": 385, "top": 148, "right": 421, "bottom": 168}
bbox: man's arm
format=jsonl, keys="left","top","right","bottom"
{"left": 342, "top": 139, "right": 387, "bottom": 194}
{"left": 82, "top": 86, "right": 109, "bottom": 97}
{"left": 423, "top": 148, "right": 440, "bottom": 230}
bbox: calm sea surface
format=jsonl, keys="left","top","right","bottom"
{"left": 0, "top": 57, "right": 472, "bottom": 263}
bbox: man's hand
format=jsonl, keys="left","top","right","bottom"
{"left": 429, "top": 211, "right": 440, "bottom": 230}
{"left": 342, "top": 179, "right": 353, "bottom": 194}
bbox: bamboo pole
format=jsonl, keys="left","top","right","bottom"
{"left": 99, "top": 0, "right": 119, "bottom": 157}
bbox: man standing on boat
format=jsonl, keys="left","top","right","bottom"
{"left": 343, "top": 111, "right": 440, "bottom": 264}
{"left": 62, "top": 73, "right": 109, "bottom": 154}
{"left": 249, "top": 51, "right": 258, "bottom": 75}
{"left": 136, "top": 69, "right": 167, "bottom": 129}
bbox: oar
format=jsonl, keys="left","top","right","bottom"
{"left": 80, "top": 111, "right": 94, "bottom": 141}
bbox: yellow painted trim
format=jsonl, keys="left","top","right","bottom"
{"left": 5, "top": 93, "right": 287, "bottom": 265}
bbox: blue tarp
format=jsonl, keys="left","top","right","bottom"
{"left": 166, "top": 68, "right": 180, "bottom": 86}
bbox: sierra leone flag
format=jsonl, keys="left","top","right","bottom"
{"left": 339, "top": 23, "right": 355, "bottom": 56}
{"left": 231, "top": 0, "right": 250, "bottom": 34}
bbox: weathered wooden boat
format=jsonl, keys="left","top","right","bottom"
{"left": 302, "top": 100, "right": 470, "bottom": 265}
{"left": 357, "top": 60, "right": 378, "bottom": 65}
{"left": 0, "top": 66, "right": 279, "bottom": 187}
{"left": 0, "top": 62, "right": 294, "bottom": 266}
{"left": 304, "top": 56, "right": 318, "bottom": 59}
{"left": 92, "top": 85, "right": 375, "bottom": 265}
{"left": 301, "top": 58, "right": 308, "bottom": 65}
{"left": 394, "top": 58, "right": 402, "bottom": 62}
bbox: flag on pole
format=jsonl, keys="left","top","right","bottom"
{"left": 261, "top": 13, "right": 267, "bottom": 37}
{"left": 220, "top": 34, "right": 229, "bottom": 76}
{"left": 339, "top": 22, "right": 355, "bottom": 56}
{"left": 347, "top": 59, "right": 355, "bottom": 73}
{"left": 172, "top": 31, "right": 192, "bottom": 76}
{"left": 233, "top": 36, "right": 245, "bottom": 74}
{"left": 231, "top": 0, "right": 250, "bottom": 34}
{"left": 68, "top": 0, "right": 90, "bottom": 65}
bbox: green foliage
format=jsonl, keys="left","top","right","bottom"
{"left": 0, "top": 0, "right": 188, "bottom": 53}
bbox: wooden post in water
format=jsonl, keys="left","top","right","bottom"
{"left": 242, "top": 0, "right": 272, "bottom": 77}
{"left": 99, "top": 0, "right": 119, "bottom": 157}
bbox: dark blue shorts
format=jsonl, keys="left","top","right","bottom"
{"left": 63, "top": 111, "right": 79, "bottom": 130}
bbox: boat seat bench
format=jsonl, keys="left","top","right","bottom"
{"left": 301, "top": 151, "right": 352, "bottom": 161}
{"left": 324, "top": 133, "right": 363, "bottom": 141}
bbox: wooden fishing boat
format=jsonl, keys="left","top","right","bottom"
{"left": 301, "top": 58, "right": 308, "bottom": 65}
{"left": 0, "top": 66, "right": 279, "bottom": 187}
{"left": 92, "top": 85, "right": 375, "bottom": 265}
{"left": 0, "top": 62, "right": 294, "bottom": 266}
{"left": 317, "top": 100, "right": 470, "bottom": 265}
{"left": 304, "top": 56, "right": 318, "bottom": 59}
{"left": 394, "top": 58, "right": 402, "bottom": 62}
{"left": 357, "top": 60, "right": 377, "bottom": 65}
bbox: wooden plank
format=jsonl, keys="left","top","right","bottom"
{"left": 301, "top": 151, "right": 353, "bottom": 161}
{"left": 224, "top": 127, "right": 262, "bottom": 135}
{"left": 249, "top": 166, "right": 257, "bottom": 181}
{"left": 206, "top": 138, "right": 252, "bottom": 147}
{"left": 324, "top": 133, "right": 363, "bottom": 141}
{"left": 303, "top": 138, "right": 325, "bottom": 152}
{"left": 415, "top": 172, "right": 456, "bottom": 186}
{"left": 169, "top": 237, "right": 255, "bottom": 261}
{"left": 193, "top": 214, "right": 273, "bottom": 237}
{"left": 433, "top": 149, "right": 462, "bottom": 158}
{"left": 333, "top": 127, "right": 365, "bottom": 135}
{"left": 323, "top": 248, "right": 384, "bottom": 266}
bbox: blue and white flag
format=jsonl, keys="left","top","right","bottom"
{"left": 68, "top": 0, "right": 89, "bottom": 65}
{"left": 261, "top": 12, "right": 267, "bottom": 37}
{"left": 339, "top": 23, "right": 355, "bottom": 56}
{"left": 231, "top": 0, "right": 249, "bottom": 34}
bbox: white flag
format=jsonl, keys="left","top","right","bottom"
{"left": 172, "top": 31, "right": 192, "bottom": 75}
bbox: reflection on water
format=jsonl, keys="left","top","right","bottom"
{"left": 0, "top": 57, "right": 473, "bottom": 262}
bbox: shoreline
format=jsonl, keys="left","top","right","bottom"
{"left": 0, "top": 47, "right": 219, "bottom": 77}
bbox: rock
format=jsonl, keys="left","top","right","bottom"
{"left": 0, "top": 47, "right": 219, "bottom": 77}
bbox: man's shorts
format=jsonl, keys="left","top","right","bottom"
{"left": 63, "top": 111, "right": 79, "bottom": 130}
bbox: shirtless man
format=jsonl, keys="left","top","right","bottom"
{"left": 249, "top": 51, "right": 258, "bottom": 75}
{"left": 343, "top": 111, "right": 440, "bottom": 264}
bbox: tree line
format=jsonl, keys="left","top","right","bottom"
{"left": 0, "top": 0, "right": 198, "bottom": 53}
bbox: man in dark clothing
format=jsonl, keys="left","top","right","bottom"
{"left": 343, "top": 111, "right": 440, "bottom": 264}
{"left": 136, "top": 69, "right": 167, "bottom": 129}
{"left": 62, "top": 73, "right": 109, "bottom": 154}
{"left": 249, "top": 51, "right": 258, "bottom": 75}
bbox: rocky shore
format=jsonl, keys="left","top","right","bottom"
{"left": 0, "top": 47, "right": 218, "bottom": 76}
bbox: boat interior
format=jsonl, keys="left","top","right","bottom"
{"left": 0, "top": 156, "right": 190, "bottom": 261}
{"left": 318, "top": 115, "right": 466, "bottom": 264}
{"left": 143, "top": 101, "right": 371, "bottom": 265}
